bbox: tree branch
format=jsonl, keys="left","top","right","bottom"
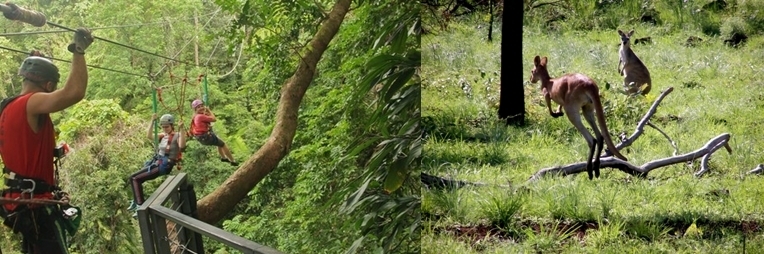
{"left": 646, "top": 121, "right": 678, "bottom": 156}
{"left": 195, "top": 0, "right": 352, "bottom": 224}
{"left": 604, "top": 87, "right": 674, "bottom": 157}
{"left": 528, "top": 87, "right": 734, "bottom": 182}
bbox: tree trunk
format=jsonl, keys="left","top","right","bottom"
{"left": 487, "top": 0, "right": 493, "bottom": 42}
{"left": 497, "top": 4, "right": 524, "bottom": 125}
{"left": 195, "top": 0, "right": 352, "bottom": 224}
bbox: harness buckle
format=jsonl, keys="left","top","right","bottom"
{"left": 20, "top": 178, "right": 35, "bottom": 199}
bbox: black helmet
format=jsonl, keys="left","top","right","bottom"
{"left": 18, "top": 56, "right": 60, "bottom": 83}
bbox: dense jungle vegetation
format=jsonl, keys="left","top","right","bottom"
{"left": 0, "top": 0, "right": 420, "bottom": 253}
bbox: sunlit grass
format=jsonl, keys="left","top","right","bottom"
{"left": 422, "top": 13, "right": 764, "bottom": 253}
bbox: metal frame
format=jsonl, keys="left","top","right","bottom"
{"left": 136, "top": 173, "right": 282, "bottom": 254}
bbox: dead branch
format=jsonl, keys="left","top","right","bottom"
{"left": 646, "top": 121, "right": 679, "bottom": 156}
{"left": 528, "top": 86, "right": 734, "bottom": 182}
{"left": 527, "top": 0, "right": 565, "bottom": 11}
{"left": 604, "top": 87, "right": 674, "bottom": 157}
{"left": 528, "top": 133, "right": 732, "bottom": 181}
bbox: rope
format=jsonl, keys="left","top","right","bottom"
{"left": 203, "top": 38, "right": 221, "bottom": 68}
{"left": 202, "top": 75, "right": 209, "bottom": 104}
{"left": 218, "top": 42, "right": 244, "bottom": 79}
{"left": 45, "top": 21, "right": 196, "bottom": 66}
{"left": 155, "top": 72, "right": 191, "bottom": 120}
{"left": 0, "top": 197, "right": 68, "bottom": 205}
{"left": 153, "top": 88, "right": 159, "bottom": 148}
{"left": 152, "top": 7, "right": 222, "bottom": 78}
{"left": 175, "top": 74, "right": 189, "bottom": 126}
{"left": 0, "top": 44, "right": 149, "bottom": 78}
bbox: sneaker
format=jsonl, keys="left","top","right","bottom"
{"left": 132, "top": 211, "right": 138, "bottom": 218}
{"left": 220, "top": 157, "right": 230, "bottom": 163}
{"left": 127, "top": 201, "right": 139, "bottom": 211}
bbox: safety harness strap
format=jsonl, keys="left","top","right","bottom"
{"left": 162, "top": 132, "right": 182, "bottom": 170}
{"left": 3, "top": 168, "right": 59, "bottom": 194}
{"left": 0, "top": 95, "right": 21, "bottom": 115}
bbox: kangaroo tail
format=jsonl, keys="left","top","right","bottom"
{"left": 590, "top": 90, "right": 628, "bottom": 161}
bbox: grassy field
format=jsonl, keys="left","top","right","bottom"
{"left": 421, "top": 8, "right": 764, "bottom": 253}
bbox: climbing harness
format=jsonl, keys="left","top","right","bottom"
{"left": 0, "top": 98, "right": 81, "bottom": 244}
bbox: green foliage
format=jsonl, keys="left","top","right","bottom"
{"left": 422, "top": 7, "right": 764, "bottom": 253}
{"left": 720, "top": 16, "right": 748, "bottom": 38}
{"left": 480, "top": 189, "right": 524, "bottom": 230}
{"left": 57, "top": 99, "right": 129, "bottom": 142}
{"left": 333, "top": 1, "right": 422, "bottom": 253}
{"left": 59, "top": 115, "right": 149, "bottom": 254}
{"left": 0, "top": 0, "right": 420, "bottom": 252}
{"left": 521, "top": 0, "right": 764, "bottom": 38}
{"left": 522, "top": 220, "right": 579, "bottom": 253}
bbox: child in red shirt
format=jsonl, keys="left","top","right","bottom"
{"left": 189, "top": 99, "right": 238, "bottom": 166}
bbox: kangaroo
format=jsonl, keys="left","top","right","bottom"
{"left": 618, "top": 29, "right": 652, "bottom": 96}
{"left": 530, "top": 56, "right": 628, "bottom": 180}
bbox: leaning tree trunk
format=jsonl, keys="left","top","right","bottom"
{"left": 195, "top": 0, "right": 352, "bottom": 224}
{"left": 497, "top": 5, "right": 524, "bottom": 125}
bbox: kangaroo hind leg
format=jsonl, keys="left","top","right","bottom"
{"left": 582, "top": 106, "right": 605, "bottom": 178}
{"left": 565, "top": 105, "right": 597, "bottom": 180}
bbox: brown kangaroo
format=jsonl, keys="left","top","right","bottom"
{"left": 530, "top": 55, "right": 628, "bottom": 180}
{"left": 618, "top": 29, "right": 652, "bottom": 96}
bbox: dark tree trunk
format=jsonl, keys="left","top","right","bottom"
{"left": 497, "top": 1, "right": 524, "bottom": 126}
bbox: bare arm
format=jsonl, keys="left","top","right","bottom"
{"left": 27, "top": 28, "right": 93, "bottom": 115}
{"left": 177, "top": 122, "right": 186, "bottom": 150}
{"left": 27, "top": 53, "right": 87, "bottom": 115}
{"left": 204, "top": 107, "right": 217, "bottom": 121}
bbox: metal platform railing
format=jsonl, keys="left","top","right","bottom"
{"left": 136, "top": 173, "right": 282, "bottom": 254}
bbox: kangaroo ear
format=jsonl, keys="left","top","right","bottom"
{"left": 541, "top": 57, "right": 548, "bottom": 66}
{"left": 533, "top": 55, "right": 541, "bottom": 66}
{"left": 618, "top": 30, "right": 624, "bottom": 36}
{"left": 628, "top": 29, "right": 635, "bottom": 36}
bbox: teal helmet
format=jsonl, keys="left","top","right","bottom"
{"left": 18, "top": 56, "right": 60, "bottom": 83}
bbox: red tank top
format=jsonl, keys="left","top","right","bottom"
{"left": 0, "top": 93, "right": 56, "bottom": 210}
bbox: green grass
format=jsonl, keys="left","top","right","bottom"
{"left": 422, "top": 11, "right": 764, "bottom": 254}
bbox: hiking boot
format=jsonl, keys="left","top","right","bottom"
{"left": 127, "top": 200, "right": 139, "bottom": 211}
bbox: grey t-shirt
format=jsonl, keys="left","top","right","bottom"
{"left": 156, "top": 133, "right": 181, "bottom": 159}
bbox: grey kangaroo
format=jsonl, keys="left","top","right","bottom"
{"left": 618, "top": 29, "right": 652, "bottom": 96}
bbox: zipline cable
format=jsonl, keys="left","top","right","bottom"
{"left": 0, "top": 11, "right": 221, "bottom": 37}
{"left": 45, "top": 22, "right": 197, "bottom": 66}
{"left": 1, "top": 2, "right": 196, "bottom": 66}
{"left": 151, "top": 7, "right": 222, "bottom": 78}
{"left": 0, "top": 44, "right": 149, "bottom": 78}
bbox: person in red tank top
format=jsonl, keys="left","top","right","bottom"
{"left": 189, "top": 99, "right": 238, "bottom": 166}
{"left": 0, "top": 26, "right": 93, "bottom": 254}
